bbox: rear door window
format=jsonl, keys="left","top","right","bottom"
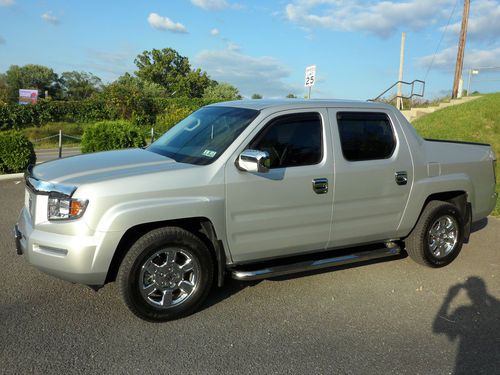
{"left": 336, "top": 112, "right": 395, "bottom": 161}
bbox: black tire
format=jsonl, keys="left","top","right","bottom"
{"left": 405, "top": 200, "right": 464, "bottom": 268}
{"left": 117, "top": 227, "right": 214, "bottom": 322}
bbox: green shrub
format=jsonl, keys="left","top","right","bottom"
{"left": 0, "top": 97, "right": 217, "bottom": 131}
{"left": 81, "top": 120, "right": 146, "bottom": 153}
{"left": 0, "top": 99, "right": 118, "bottom": 130}
{"left": 0, "top": 130, "right": 36, "bottom": 174}
{"left": 154, "top": 104, "right": 194, "bottom": 135}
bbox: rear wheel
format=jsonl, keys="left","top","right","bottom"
{"left": 117, "top": 227, "right": 214, "bottom": 322}
{"left": 405, "top": 200, "right": 464, "bottom": 267}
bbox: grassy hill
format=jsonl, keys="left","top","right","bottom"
{"left": 412, "top": 93, "right": 500, "bottom": 217}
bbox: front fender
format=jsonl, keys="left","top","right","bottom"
{"left": 86, "top": 196, "right": 227, "bottom": 278}
{"left": 93, "top": 196, "right": 226, "bottom": 234}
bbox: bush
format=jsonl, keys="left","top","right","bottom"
{"left": 0, "top": 97, "right": 217, "bottom": 132}
{"left": 0, "top": 99, "right": 118, "bottom": 130}
{"left": 81, "top": 121, "right": 146, "bottom": 153}
{"left": 154, "top": 104, "right": 194, "bottom": 135}
{"left": 0, "top": 130, "right": 36, "bottom": 174}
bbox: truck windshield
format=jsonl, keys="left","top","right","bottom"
{"left": 147, "top": 106, "right": 259, "bottom": 165}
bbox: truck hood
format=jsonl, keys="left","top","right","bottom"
{"left": 32, "top": 148, "right": 194, "bottom": 185}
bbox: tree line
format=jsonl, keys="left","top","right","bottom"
{"left": 0, "top": 48, "right": 244, "bottom": 104}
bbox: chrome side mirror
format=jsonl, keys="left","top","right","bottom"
{"left": 237, "top": 149, "right": 270, "bottom": 173}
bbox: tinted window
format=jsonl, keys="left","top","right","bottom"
{"left": 249, "top": 113, "right": 322, "bottom": 168}
{"left": 148, "top": 106, "right": 259, "bottom": 165}
{"left": 336, "top": 112, "right": 395, "bottom": 161}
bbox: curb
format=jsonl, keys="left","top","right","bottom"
{"left": 0, "top": 173, "right": 24, "bottom": 181}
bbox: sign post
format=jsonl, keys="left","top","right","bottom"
{"left": 467, "top": 68, "right": 479, "bottom": 96}
{"left": 304, "top": 65, "right": 316, "bottom": 99}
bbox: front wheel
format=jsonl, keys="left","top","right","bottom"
{"left": 117, "top": 227, "right": 214, "bottom": 322}
{"left": 405, "top": 200, "right": 464, "bottom": 267}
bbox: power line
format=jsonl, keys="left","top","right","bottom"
{"left": 424, "top": 0, "right": 460, "bottom": 81}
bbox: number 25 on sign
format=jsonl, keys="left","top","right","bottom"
{"left": 305, "top": 65, "right": 316, "bottom": 87}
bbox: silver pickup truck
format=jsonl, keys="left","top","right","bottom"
{"left": 15, "top": 99, "right": 497, "bottom": 321}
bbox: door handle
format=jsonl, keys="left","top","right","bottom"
{"left": 395, "top": 171, "right": 408, "bottom": 186}
{"left": 312, "top": 178, "right": 329, "bottom": 194}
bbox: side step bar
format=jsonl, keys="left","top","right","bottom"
{"left": 231, "top": 245, "right": 401, "bottom": 281}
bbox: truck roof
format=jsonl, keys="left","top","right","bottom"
{"left": 208, "top": 99, "right": 396, "bottom": 111}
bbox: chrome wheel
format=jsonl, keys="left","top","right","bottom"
{"left": 428, "top": 215, "right": 459, "bottom": 258}
{"left": 139, "top": 248, "right": 200, "bottom": 308}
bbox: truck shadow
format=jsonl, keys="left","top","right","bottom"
{"left": 202, "top": 279, "right": 261, "bottom": 311}
{"left": 202, "top": 218, "right": 490, "bottom": 311}
{"left": 470, "top": 217, "right": 488, "bottom": 233}
{"left": 433, "top": 277, "right": 500, "bottom": 374}
{"left": 202, "top": 252, "right": 407, "bottom": 310}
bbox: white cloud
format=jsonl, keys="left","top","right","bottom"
{"left": 0, "top": 35, "right": 5, "bottom": 44}
{"left": 0, "top": 0, "right": 15, "bottom": 6}
{"left": 195, "top": 48, "right": 297, "bottom": 97}
{"left": 418, "top": 46, "right": 500, "bottom": 71}
{"left": 445, "top": 0, "right": 500, "bottom": 43}
{"left": 191, "top": 0, "right": 228, "bottom": 10}
{"left": 210, "top": 28, "right": 220, "bottom": 36}
{"left": 226, "top": 41, "right": 240, "bottom": 51}
{"left": 147, "top": 13, "right": 188, "bottom": 33}
{"left": 41, "top": 11, "right": 60, "bottom": 25}
{"left": 285, "top": 0, "right": 454, "bottom": 37}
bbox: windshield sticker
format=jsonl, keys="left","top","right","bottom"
{"left": 202, "top": 149, "right": 217, "bottom": 158}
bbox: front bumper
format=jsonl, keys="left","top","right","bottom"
{"left": 15, "top": 206, "right": 118, "bottom": 286}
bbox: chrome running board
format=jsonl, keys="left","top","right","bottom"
{"left": 231, "top": 245, "right": 401, "bottom": 281}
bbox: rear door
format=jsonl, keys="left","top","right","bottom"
{"left": 225, "top": 109, "right": 334, "bottom": 263}
{"left": 327, "top": 109, "right": 413, "bottom": 248}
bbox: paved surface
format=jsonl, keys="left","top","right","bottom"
{"left": 1, "top": 179, "right": 499, "bottom": 374}
{"left": 36, "top": 147, "right": 81, "bottom": 163}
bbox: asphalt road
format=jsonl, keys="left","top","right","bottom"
{"left": 35, "top": 147, "right": 81, "bottom": 163}
{"left": 1, "top": 179, "right": 499, "bottom": 374}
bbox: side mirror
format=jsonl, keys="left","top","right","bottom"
{"left": 237, "top": 149, "right": 270, "bottom": 173}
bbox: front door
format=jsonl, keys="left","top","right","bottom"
{"left": 225, "top": 109, "right": 334, "bottom": 263}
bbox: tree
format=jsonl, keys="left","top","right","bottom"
{"left": 203, "top": 82, "right": 241, "bottom": 101}
{"left": 134, "top": 48, "right": 214, "bottom": 98}
{"left": 101, "top": 73, "right": 165, "bottom": 125}
{"left": 0, "top": 74, "right": 8, "bottom": 104}
{"left": 286, "top": 93, "right": 297, "bottom": 99}
{"left": 251, "top": 93, "right": 263, "bottom": 99}
{"left": 60, "top": 71, "right": 103, "bottom": 100}
{"left": 182, "top": 69, "right": 213, "bottom": 98}
{"left": 4, "top": 64, "right": 60, "bottom": 103}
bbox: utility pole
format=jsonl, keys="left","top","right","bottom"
{"left": 396, "top": 32, "right": 406, "bottom": 110}
{"left": 452, "top": 0, "right": 470, "bottom": 99}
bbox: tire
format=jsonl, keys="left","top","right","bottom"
{"left": 405, "top": 200, "right": 464, "bottom": 268}
{"left": 117, "top": 227, "right": 214, "bottom": 322}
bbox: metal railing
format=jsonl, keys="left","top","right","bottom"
{"left": 369, "top": 79, "right": 426, "bottom": 104}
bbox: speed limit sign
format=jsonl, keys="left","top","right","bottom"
{"left": 305, "top": 65, "right": 316, "bottom": 87}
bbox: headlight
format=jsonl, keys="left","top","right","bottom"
{"left": 48, "top": 195, "right": 88, "bottom": 220}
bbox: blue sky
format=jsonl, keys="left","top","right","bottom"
{"left": 1, "top": 0, "right": 499, "bottom": 99}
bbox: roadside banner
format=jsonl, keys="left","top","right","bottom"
{"left": 19, "top": 89, "right": 39, "bottom": 105}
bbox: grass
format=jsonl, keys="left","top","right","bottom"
{"left": 412, "top": 93, "right": 500, "bottom": 217}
